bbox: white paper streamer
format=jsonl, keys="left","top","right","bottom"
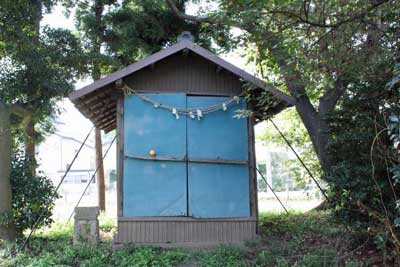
{"left": 196, "top": 109, "right": 202, "bottom": 120}
{"left": 172, "top": 108, "right": 179, "bottom": 119}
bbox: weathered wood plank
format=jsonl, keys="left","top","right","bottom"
{"left": 116, "top": 96, "right": 124, "bottom": 217}
{"left": 118, "top": 216, "right": 256, "bottom": 222}
{"left": 125, "top": 154, "right": 248, "bottom": 165}
{"left": 115, "top": 217, "right": 257, "bottom": 244}
{"left": 247, "top": 106, "right": 259, "bottom": 229}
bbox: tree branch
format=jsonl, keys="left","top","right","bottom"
{"left": 10, "top": 104, "right": 32, "bottom": 128}
{"left": 10, "top": 104, "right": 30, "bottom": 118}
{"left": 319, "top": 79, "right": 347, "bottom": 114}
{"left": 166, "top": 0, "right": 215, "bottom": 24}
{"left": 270, "top": 0, "right": 390, "bottom": 29}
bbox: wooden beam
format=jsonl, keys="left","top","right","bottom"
{"left": 115, "top": 79, "right": 123, "bottom": 89}
{"left": 98, "top": 117, "right": 116, "bottom": 130}
{"left": 78, "top": 92, "right": 107, "bottom": 107}
{"left": 83, "top": 102, "right": 115, "bottom": 117}
{"left": 247, "top": 103, "right": 259, "bottom": 233}
{"left": 93, "top": 107, "right": 116, "bottom": 121}
{"left": 104, "top": 123, "right": 116, "bottom": 133}
{"left": 90, "top": 98, "right": 112, "bottom": 110}
{"left": 97, "top": 120, "right": 116, "bottom": 132}
{"left": 188, "top": 158, "right": 248, "bottom": 165}
{"left": 94, "top": 117, "right": 115, "bottom": 129}
{"left": 125, "top": 154, "right": 248, "bottom": 165}
{"left": 95, "top": 109, "right": 116, "bottom": 121}
{"left": 116, "top": 96, "right": 124, "bottom": 217}
{"left": 125, "top": 154, "right": 186, "bottom": 162}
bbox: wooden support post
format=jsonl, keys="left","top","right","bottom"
{"left": 95, "top": 128, "right": 106, "bottom": 211}
{"left": 116, "top": 96, "right": 124, "bottom": 217}
{"left": 247, "top": 107, "right": 258, "bottom": 234}
{"left": 0, "top": 102, "right": 16, "bottom": 241}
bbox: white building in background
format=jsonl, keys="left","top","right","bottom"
{"left": 255, "top": 142, "right": 294, "bottom": 193}
{"left": 255, "top": 138, "right": 322, "bottom": 200}
{"left": 37, "top": 100, "right": 117, "bottom": 220}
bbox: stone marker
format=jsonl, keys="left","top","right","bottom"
{"left": 73, "top": 207, "right": 100, "bottom": 246}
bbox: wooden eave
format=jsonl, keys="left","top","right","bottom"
{"left": 69, "top": 39, "right": 293, "bottom": 132}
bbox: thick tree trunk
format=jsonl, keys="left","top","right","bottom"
{"left": 95, "top": 128, "right": 106, "bottom": 211}
{"left": 0, "top": 102, "right": 16, "bottom": 242}
{"left": 265, "top": 38, "right": 333, "bottom": 174}
{"left": 295, "top": 101, "right": 332, "bottom": 173}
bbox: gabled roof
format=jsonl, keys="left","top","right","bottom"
{"left": 70, "top": 39, "right": 292, "bottom": 103}
{"left": 69, "top": 39, "right": 293, "bottom": 132}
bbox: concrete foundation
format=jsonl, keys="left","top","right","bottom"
{"left": 73, "top": 207, "right": 100, "bottom": 246}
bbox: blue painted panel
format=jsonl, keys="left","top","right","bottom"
{"left": 123, "top": 93, "right": 187, "bottom": 216}
{"left": 124, "top": 93, "right": 187, "bottom": 158}
{"left": 123, "top": 159, "right": 187, "bottom": 216}
{"left": 187, "top": 96, "right": 248, "bottom": 160}
{"left": 188, "top": 163, "right": 250, "bottom": 218}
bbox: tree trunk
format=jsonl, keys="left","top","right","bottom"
{"left": 93, "top": 0, "right": 106, "bottom": 212}
{"left": 266, "top": 39, "right": 334, "bottom": 174}
{"left": 0, "top": 102, "right": 16, "bottom": 242}
{"left": 23, "top": 0, "right": 41, "bottom": 173}
{"left": 25, "top": 118, "right": 36, "bottom": 165}
{"left": 95, "top": 128, "right": 106, "bottom": 211}
{"left": 295, "top": 102, "right": 332, "bottom": 173}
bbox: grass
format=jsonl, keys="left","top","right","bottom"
{"left": 0, "top": 211, "right": 378, "bottom": 267}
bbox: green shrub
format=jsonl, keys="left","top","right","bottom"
{"left": 10, "top": 149, "right": 58, "bottom": 236}
{"left": 326, "top": 61, "right": 400, "bottom": 254}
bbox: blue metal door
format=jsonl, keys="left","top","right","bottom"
{"left": 123, "top": 93, "right": 187, "bottom": 216}
{"left": 123, "top": 94, "right": 250, "bottom": 218}
{"left": 187, "top": 96, "right": 250, "bottom": 218}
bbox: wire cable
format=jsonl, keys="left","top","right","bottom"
{"left": 268, "top": 118, "right": 330, "bottom": 201}
{"left": 66, "top": 135, "right": 116, "bottom": 223}
{"left": 19, "top": 126, "right": 95, "bottom": 251}
{"left": 256, "top": 167, "right": 289, "bottom": 214}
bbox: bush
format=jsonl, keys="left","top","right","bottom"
{"left": 326, "top": 61, "right": 400, "bottom": 256}
{"left": 10, "top": 149, "right": 58, "bottom": 236}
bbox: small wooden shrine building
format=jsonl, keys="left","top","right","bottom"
{"left": 69, "top": 32, "right": 290, "bottom": 245}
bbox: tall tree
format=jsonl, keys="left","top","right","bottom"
{"left": 0, "top": 102, "right": 15, "bottom": 241}
{"left": 0, "top": 0, "right": 85, "bottom": 161}
{"left": 166, "top": 0, "right": 399, "bottom": 176}
{"left": 0, "top": 0, "right": 85, "bottom": 240}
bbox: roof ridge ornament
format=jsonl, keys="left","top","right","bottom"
{"left": 178, "top": 31, "right": 194, "bottom": 43}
